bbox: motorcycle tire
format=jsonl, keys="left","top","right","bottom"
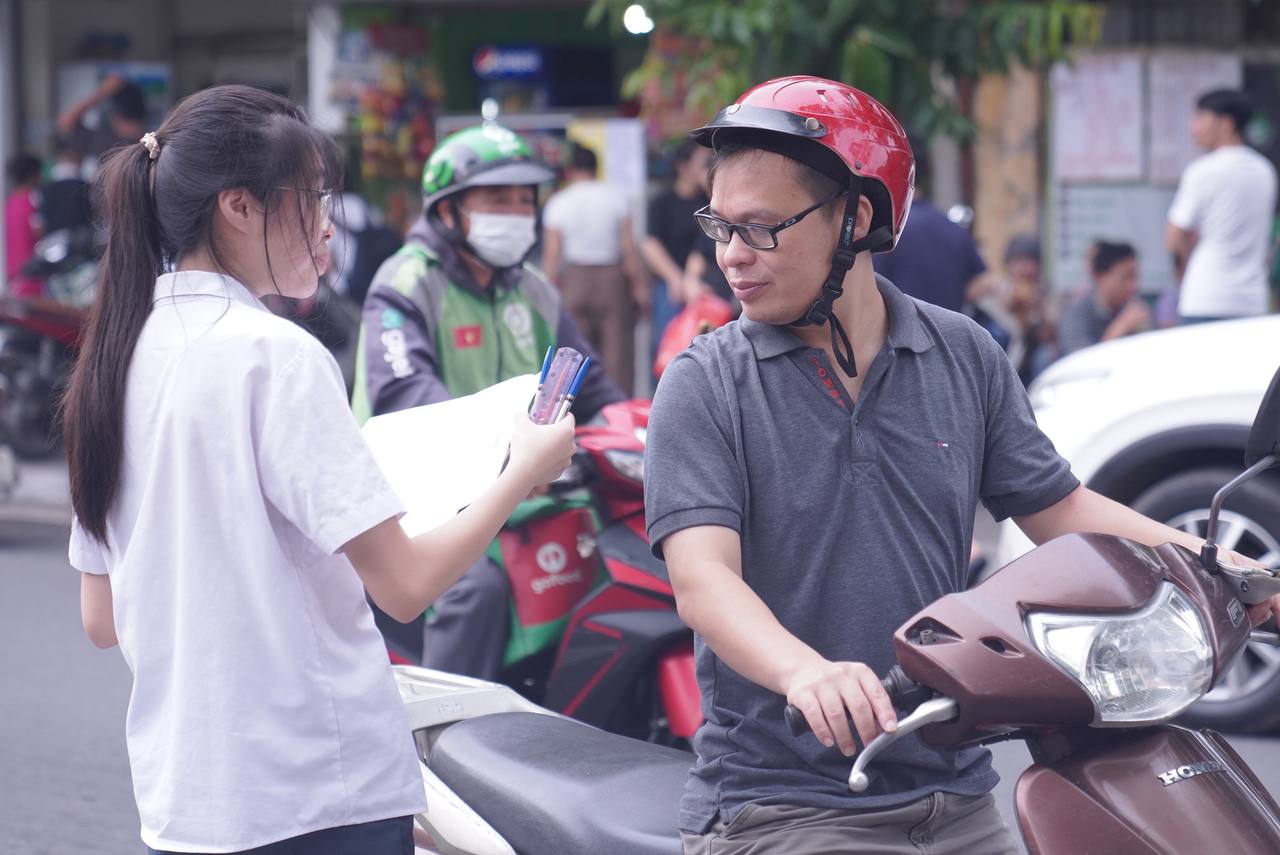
{"left": 0, "top": 371, "right": 58, "bottom": 459}
{"left": 1130, "top": 466, "right": 1280, "bottom": 734}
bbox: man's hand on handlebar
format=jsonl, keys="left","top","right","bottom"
{"left": 783, "top": 660, "right": 898, "bottom": 757}
{"left": 1219, "top": 547, "right": 1280, "bottom": 626}
{"left": 1249, "top": 594, "right": 1280, "bottom": 628}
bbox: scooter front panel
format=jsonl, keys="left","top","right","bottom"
{"left": 1015, "top": 725, "right": 1280, "bottom": 855}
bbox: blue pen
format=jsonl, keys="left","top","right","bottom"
{"left": 554, "top": 356, "right": 591, "bottom": 422}
{"left": 530, "top": 346, "right": 555, "bottom": 415}
{"left": 537, "top": 346, "right": 554, "bottom": 386}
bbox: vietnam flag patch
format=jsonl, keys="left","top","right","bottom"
{"left": 453, "top": 326, "right": 484, "bottom": 349}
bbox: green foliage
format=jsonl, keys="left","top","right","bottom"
{"left": 590, "top": 0, "right": 1103, "bottom": 139}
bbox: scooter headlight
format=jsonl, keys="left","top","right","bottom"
{"left": 1026, "top": 582, "right": 1213, "bottom": 725}
{"left": 604, "top": 449, "right": 644, "bottom": 483}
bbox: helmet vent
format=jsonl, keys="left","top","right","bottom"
{"left": 817, "top": 89, "right": 829, "bottom": 102}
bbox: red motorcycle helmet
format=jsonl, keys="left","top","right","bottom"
{"left": 690, "top": 75, "right": 914, "bottom": 253}
{"left": 690, "top": 76, "right": 915, "bottom": 377}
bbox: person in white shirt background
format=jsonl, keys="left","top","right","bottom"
{"left": 541, "top": 142, "right": 647, "bottom": 395}
{"left": 61, "top": 85, "right": 575, "bottom": 855}
{"left": 1166, "top": 88, "right": 1279, "bottom": 324}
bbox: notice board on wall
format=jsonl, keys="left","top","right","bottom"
{"left": 1148, "top": 53, "right": 1243, "bottom": 185}
{"left": 1047, "top": 51, "right": 1263, "bottom": 294}
{"left": 1051, "top": 55, "right": 1145, "bottom": 183}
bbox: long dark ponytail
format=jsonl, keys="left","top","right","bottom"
{"left": 63, "top": 85, "right": 341, "bottom": 543}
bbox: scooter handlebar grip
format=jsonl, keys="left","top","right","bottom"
{"left": 784, "top": 671, "right": 922, "bottom": 739}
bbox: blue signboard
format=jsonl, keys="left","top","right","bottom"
{"left": 472, "top": 45, "right": 545, "bottom": 81}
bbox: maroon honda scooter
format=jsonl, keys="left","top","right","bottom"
{"left": 401, "top": 371, "right": 1280, "bottom": 855}
{"left": 788, "top": 366, "right": 1280, "bottom": 853}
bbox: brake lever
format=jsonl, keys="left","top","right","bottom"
{"left": 847, "top": 697, "right": 958, "bottom": 793}
{"left": 1216, "top": 561, "right": 1280, "bottom": 606}
{"left": 1249, "top": 630, "right": 1280, "bottom": 646}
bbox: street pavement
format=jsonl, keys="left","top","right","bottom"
{"left": 4, "top": 463, "right": 1280, "bottom": 853}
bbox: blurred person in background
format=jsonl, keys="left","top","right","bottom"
{"left": 872, "top": 137, "right": 989, "bottom": 314}
{"left": 56, "top": 74, "right": 148, "bottom": 170}
{"left": 643, "top": 140, "right": 711, "bottom": 367}
{"left": 1166, "top": 88, "right": 1278, "bottom": 324}
{"left": 542, "top": 143, "right": 647, "bottom": 395}
{"left": 1058, "top": 240, "right": 1148, "bottom": 355}
{"left": 681, "top": 229, "right": 735, "bottom": 306}
{"left": 4, "top": 153, "right": 43, "bottom": 298}
{"left": 40, "top": 139, "right": 93, "bottom": 235}
{"left": 969, "top": 235, "right": 1056, "bottom": 386}
{"left": 353, "top": 124, "right": 620, "bottom": 680}
{"left": 328, "top": 191, "right": 402, "bottom": 306}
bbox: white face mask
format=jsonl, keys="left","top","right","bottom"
{"left": 464, "top": 211, "right": 538, "bottom": 269}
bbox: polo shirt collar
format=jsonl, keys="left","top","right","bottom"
{"left": 741, "top": 274, "right": 934, "bottom": 361}
{"left": 154, "top": 270, "right": 268, "bottom": 312}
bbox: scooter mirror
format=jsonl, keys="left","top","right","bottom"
{"left": 1245, "top": 364, "right": 1280, "bottom": 469}
{"left": 1201, "top": 365, "right": 1280, "bottom": 572}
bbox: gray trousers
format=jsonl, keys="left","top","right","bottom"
{"left": 681, "top": 792, "right": 1020, "bottom": 855}
{"left": 420, "top": 556, "right": 509, "bottom": 681}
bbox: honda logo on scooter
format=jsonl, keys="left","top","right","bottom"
{"left": 1157, "top": 761, "right": 1224, "bottom": 787}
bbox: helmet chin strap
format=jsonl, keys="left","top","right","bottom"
{"left": 791, "top": 176, "right": 892, "bottom": 378}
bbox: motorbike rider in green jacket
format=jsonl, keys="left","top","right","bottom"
{"left": 353, "top": 123, "right": 622, "bottom": 679}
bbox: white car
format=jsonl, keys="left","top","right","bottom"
{"left": 993, "top": 314, "right": 1280, "bottom": 732}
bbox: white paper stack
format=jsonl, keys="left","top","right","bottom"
{"left": 361, "top": 374, "right": 539, "bottom": 537}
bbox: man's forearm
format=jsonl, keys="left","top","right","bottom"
{"left": 1164, "top": 223, "right": 1195, "bottom": 267}
{"left": 641, "top": 237, "right": 683, "bottom": 285}
{"left": 1015, "top": 485, "right": 1201, "bottom": 552}
{"left": 677, "top": 562, "right": 825, "bottom": 695}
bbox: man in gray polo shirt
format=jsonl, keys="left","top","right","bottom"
{"left": 646, "top": 77, "right": 1271, "bottom": 854}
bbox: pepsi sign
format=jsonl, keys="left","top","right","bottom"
{"left": 473, "top": 45, "right": 544, "bottom": 81}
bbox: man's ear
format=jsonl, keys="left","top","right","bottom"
{"left": 437, "top": 199, "right": 454, "bottom": 229}
{"left": 852, "top": 194, "right": 875, "bottom": 241}
{"left": 216, "top": 188, "right": 256, "bottom": 237}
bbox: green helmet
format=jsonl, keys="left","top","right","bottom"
{"left": 421, "top": 124, "right": 555, "bottom": 211}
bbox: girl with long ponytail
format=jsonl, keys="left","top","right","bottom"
{"left": 63, "top": 85, "right": 575, "bottom": 855}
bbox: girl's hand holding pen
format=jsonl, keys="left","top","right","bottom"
{"left": 507, "top": 413, "right": 577, "bottom": 489}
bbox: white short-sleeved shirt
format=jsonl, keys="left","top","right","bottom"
{"left": 69, "top": 270, "right": 424, "bottom": 852}
{"left": 542, "top": 179, "right": 629, "bottom": 266}
{"left": 1168, "top": 144, "right": 1278, "bottom": 318}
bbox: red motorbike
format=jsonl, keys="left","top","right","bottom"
{"left": 0, "top": 295, "right": 85, "bottom": 457}
{"left": 379, "top": 399, "right": 702, "bottom": 746}
{"left": 0, "top": 226, "right": 96, "bottom": 457}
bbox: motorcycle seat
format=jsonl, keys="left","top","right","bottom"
{"left": 430, "top": 711, "right": 688, "bottom": 855}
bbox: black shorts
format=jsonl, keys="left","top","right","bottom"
{"left": 146, "top": 815, "right": 413, "bottom": 855}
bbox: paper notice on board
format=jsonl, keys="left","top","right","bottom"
{"left": 1148, "top": 53, "right": 1242, "bottom": 185}
{"left": 362, "top": 374, "right": 538, "bottom": 538}
{"left": 1051, "top": 55, "right": 1145, "bottom": 182}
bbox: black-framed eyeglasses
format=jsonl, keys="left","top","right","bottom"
{"left": 275, "top": 187, "right": 335, "bottom": 219}
{"left": 694, "top": 188, "right": 847, "bottom": 251}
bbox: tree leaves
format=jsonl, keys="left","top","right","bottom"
{"left": 589, "top": 0, "right": 1103, "bottom": 140}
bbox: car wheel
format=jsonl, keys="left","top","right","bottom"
{"left": 1130, "top": 467, "right": 1280, "bottom": 733}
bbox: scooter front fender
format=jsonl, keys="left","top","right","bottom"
{"left": 1016, "top": 725, "right": 1280, "bottom": 855}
